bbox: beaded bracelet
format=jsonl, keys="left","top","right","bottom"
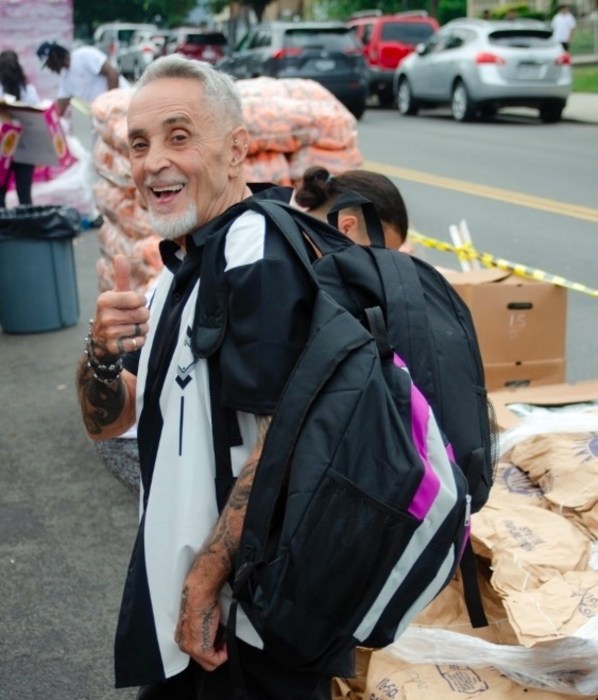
{"left": 84, "top": 318, "right": 123, "bottom": 385}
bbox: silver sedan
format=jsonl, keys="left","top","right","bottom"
{"left": 393, "top": 18, "right": 572, "bottom": 123}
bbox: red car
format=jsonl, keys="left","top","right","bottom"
{"left": 165, "top": 27, "right": 228, "bottom": 65}
{"left": 348, "top": 11, "right": 439, "bottom": 106}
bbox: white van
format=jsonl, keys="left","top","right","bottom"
{"left": 93, "top": 22, "right": 158, "bottom": 64}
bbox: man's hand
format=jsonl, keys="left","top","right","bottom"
{"left": 175, "top": 574, "right": 228, "bottom": 671}
{"left": 92, "top": 254, "right": 149, "bottom": 358}
{"left": 76, "top": 255, "right": 148, "bottom": 439}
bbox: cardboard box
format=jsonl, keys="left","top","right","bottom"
{"left": 485, "top": 358, "right": 566, "bottom": 392}
{"left": 442, "top": 268, "right": 567, "bottom": 390}
{"left": 4, "top": 99, "right": 75, "bottom": 168}
{"left": 443, "top": 268, "right": 567, "bottom": 364}
{"left": 489, "top": 379, "right": 598, "bottom": 431}
{"left": 0, "top": 120, "right": 23, "bottom": 187}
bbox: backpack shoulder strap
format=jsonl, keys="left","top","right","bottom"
{"left": 327, "top": 190, "right": 386, "bottom": 248}
{"left": 368, "top": 248, "right": 439, "bottom": 403}
{"left": 245, "top": 197, "right": 353, "bottom": 259}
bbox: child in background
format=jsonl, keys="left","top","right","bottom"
{"left": 294, "top": 165, "right": 410, "bottom": 251}
{"left": 0, "top": 50, "right": 40, "bottom": 207}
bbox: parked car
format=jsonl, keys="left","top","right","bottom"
{"left": 93, "top": 22, "right": 158, "bottom": 66}
{"left": 165, "top": 27, "right": 228, "bottom": 65}
{"left": 117, "top": 28, "right": 170, "bottom": 80}
{"left": 393, "top": 19, "right": 572, "bottom": 123}
{"left": 215, "top": 21, "right": 369, "bottom": 119}
{"left": 347, "top": 11, "right": 439, "bottom": 106}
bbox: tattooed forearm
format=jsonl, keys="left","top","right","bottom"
{"left": 189, "top": 415, "right": 272, "bottom": 585}
{"left": 255, "top": 414, "right": 271, "bottom": 450}
{"left": 200, "top": 602, "right": 218, "bottom": 652}
{"left": 76, "top": 356, "right": 126, "bottom": 436}
{"left": 192, "top": 457, "right": 259, "bottom": 574}
{"left": 226, "top": 456, "right": 258, "bottom": 511}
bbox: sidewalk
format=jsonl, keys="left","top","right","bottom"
{"left": 567, "top": 54, "right": 598, "bottom": 123}
{"left": 563, "top": 91, "right": 598, "bottom": 123}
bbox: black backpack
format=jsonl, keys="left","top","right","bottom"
{"left": 191, "top": 193, "right": 498, "bottom": 676}
{"left": 245, "top": 195, "right": 498, "bottom": 513}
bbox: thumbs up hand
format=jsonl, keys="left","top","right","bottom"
{"left": 113, "top": 254, "right": 133, "bottom": 293}
{"left": 90, "top": 255, "right": 151, "bottom": 359}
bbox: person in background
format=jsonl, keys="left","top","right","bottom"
{"left": 294, "top": 165, "right": 409, "bottom": 251}
{"left": 75, "top": 54, "right": 351, "bottom": 699}
{"left": 551, "top": 5, "right": 577, "bottom": 50}
{"left": 36, "top": 41, "right": 126, "bottom": 116}
{"left": 0, "top": 50, "right": 39, "bottom": 207}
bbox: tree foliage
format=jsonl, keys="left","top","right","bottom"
{"left": 74, "top": 0, "right": 197, "bottom": 36}
{"left": 436, "top": 0, "right": 466, "bottom": 23}
{"left": 313, "top": 0, "right": 432, "bottom": 21}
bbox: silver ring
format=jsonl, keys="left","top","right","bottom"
{"left": 134, "top": 322, "right": 141, "bottom": 337}
{"left": 132, "top": 337, "right": 138, "bottom": 352}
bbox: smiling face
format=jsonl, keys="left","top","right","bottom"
{"left": 127, "top": 76, "right": 248, "bottom": 242}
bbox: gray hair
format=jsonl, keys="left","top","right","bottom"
{"left": 135, "top": 55, "right": 243, "bottom": 126}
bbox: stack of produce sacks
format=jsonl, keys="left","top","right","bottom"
{"left": 237, "top": 77, "right": 362, "bottom": 184}
{"left": 90, "top": 79, "right": 362, "bottom": 293}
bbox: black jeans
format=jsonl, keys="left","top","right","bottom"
{"left": 0, "top": 162, "right": 34, "bottom": 207}
{"left": 135, "top": 639, "right": 347, "bottom": 700}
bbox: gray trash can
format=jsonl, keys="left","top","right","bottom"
{"left": 0, "top": 205, "right": 82, "bottom": 333}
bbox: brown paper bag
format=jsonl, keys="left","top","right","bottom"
{"left": 365, "top": 649, "right": 590, "bottom": 700}
{"left": 510, "top": 432, "right": 598, "bottom": 537}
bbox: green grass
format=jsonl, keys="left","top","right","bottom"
{"left": 569, "top": 26, "right": 596, "bottom": 55}
{"left": 572, "top": 65, "right": 598, "bottom": 93}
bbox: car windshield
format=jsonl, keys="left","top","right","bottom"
{"left": 488, "top": 29, "right": 555, "bottom": 47}
{"left": 117, "top": 30, "right": 138, "bottom": 43}
{"left": 381, "top": 22, "right": 436, "bottom": 43}
{"left": 284, "top": 29, "right": 358, "bottom": 51}
{"left": 184, "top": 32, "right": 227, "bottom": 46}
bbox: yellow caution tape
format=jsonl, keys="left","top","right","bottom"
{"left": 408, "top": 229, "right": 598, "bottom": 298}
{"left": 70, "top": 98, "right": 92, "bottom": 116}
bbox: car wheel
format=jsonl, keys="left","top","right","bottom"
{"left": 396, "top": 78, "right": 418, "bottom": 116}
{"left": 346, "top": 100, "right": 366, "bottom": 120}
{"left": 451, "top": 80, "right": 475, "bottom": 122}
{"left": 539, "top": 103, "right": 564, "bottom": 123}
{"left": 377, "top": 87, "right": 394, "bottom": 108}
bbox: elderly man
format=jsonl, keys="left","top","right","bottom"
{"left": 75, "top": 54, "right": 351, "bottom": 699}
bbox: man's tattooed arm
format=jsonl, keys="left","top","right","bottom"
{"left": 75, "top": 354, "right": 137, "bottom": 440}
{"left": 175, "top": 415, "right": 271, "bottom": 670}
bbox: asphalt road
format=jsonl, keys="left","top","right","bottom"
{"left": 356, "top": 106, "right": 598, "bottom": 383}
{"left": 0, "top": 230, "right": 138, "bottom": 700}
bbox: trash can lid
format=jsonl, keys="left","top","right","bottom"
{"left": 0, "top": 205, "right": 82, "bottom": 241}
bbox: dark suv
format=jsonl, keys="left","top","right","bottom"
{"left": 216, "top": 21, "right": 369, "bottom": 119}
{"left": 348, "top": 11, "right": 439, "bottom": 106}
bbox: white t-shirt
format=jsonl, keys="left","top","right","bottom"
{"left": 0, "top": 82, "right": 40, "bottom": 105}
{"left": 57, "top": 45, "right": 127, "bottom": 105}
{"left": 551, "top": 11, "right": 576, "bottom": 43}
